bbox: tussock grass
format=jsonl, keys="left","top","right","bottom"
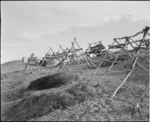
{"left": 1, "top": 86, "right": 26, "bottom": 103}
{"left": 4, "top": 72, "right": 96, "bottom": 121}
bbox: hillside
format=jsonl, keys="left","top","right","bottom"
{"left": 1, "top": 60, "right": 26, "bottom": 74}
{"left": 1, "top": 56, "right": 149, "bottom": 121}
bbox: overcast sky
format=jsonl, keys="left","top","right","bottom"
{"left": 1, "top": 1, "right": 150, "bottom": 63}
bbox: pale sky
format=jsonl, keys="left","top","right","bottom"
{"left": 1, "top": 1, "right": 150, "bottom": 64}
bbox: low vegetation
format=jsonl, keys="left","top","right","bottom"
{"left": 1, "top": 53, "right": 149, "bottom": 121}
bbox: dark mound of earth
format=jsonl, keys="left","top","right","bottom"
{"left": 27, "top": 72, "right": 79, "bottom": 90}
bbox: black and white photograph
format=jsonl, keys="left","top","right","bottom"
{"left": 1, "top": 1, "right": 150, "bottom": 121}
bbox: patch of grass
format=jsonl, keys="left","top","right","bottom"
{"left": 1, "top": 86, "right": 26, "bottom": 103}
{"left": 4, "top": 77, "right": 95, "bottom": 121}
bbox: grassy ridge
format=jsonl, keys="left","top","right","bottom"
{"left": 4, "top": 81, "right": 95, "bottom": 121}
{"left": 1, "top": 60, "right": 26, "bottom": 74}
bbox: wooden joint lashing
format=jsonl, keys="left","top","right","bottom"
{"left": 108, "top": 44, "right": 126, "bottom": 49}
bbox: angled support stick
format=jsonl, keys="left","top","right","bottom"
{"left": 72, "top": 55, "right": 85, "bottom": 70}
{"left": 126, "top": 38, "right": 149, "bottom": 71}
{"left": 86, "top": 54, "right": 98, "bottom": 69}
{"left": 129, "top": 38, "right": 150, "bottom": 62}
{"left": 57, "top": 46, "right": 61, "bottom": 54}
{"left": 60, "top": 45, "right": 82, "bottom": 70}
{"left": 58, "top": 54, "right": 70, "bottom": 72}
{"left": 50, "top": 47, "right": 70, "bottom": 71}
{"left": 50, "top": 47, "right": 59, "bottom": 60}
{"left": 111, "top": 56, "right": 138, "bottom": 99}
{"left": 74, "top": 38, "right": 95, "bottom": 67}
{"left": 136, "top": 85, "right": 149, "bottom": 109}
{"left": 96, "top": 50, "right": 121, "bottom": 87}
{"left": 74, "top": 54, "right": 89, "bottom": 70}
{"left": 91, "top": 40, "right": 116, "bottom": 78}
{"left": 71, "top": 40, "right": 89, "bottom": 70}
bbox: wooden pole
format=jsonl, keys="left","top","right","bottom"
{"left": 74, "top": 38, "right": 90, "bottom": 64}
{"left": 111, "top": 56, "right": 138, "bottom": 98}
{"left": 97, "top": 51, "right": 121, "bottom": 86}
{"left": 74, "top": 54, "right": 89, "bottom": 70}
{"left": 130, "top": 38, "right": 149, "bottom": 62}
{"left": 135, "top": 85, "right": 149, "bottom": 111}
{"left": 60, "top": 45, "right": 82, "bottom": 70}
{"left": 71, "top": 39, "right": 89, "bottom": 70}
{"left": 50, "top": 47, "right": 70, "bottom": 71}
{"left": 126, "top": 37, "right": 150, "bottom": 68}
{"left": 58, "top": 54, "right": 70, "bottom": 72}
{"left": 86, "top": 54, "right": 98, "bottom": 68}
{"left": 57, "top": 46, "right": 61, "bottom": 54}
{"left": 74, "top": 38, "right": 97, "bottom": 68}
{"left": 91, "top": 40, "right": 116, "bottom": 78}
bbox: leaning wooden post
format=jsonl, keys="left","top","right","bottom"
{"left": 60, "top": 45, "right": 82, "bottom": 70}
{"left": 58, "top": 54, "right": 70, "bottom": 72}
{"left": 57, "top": 46, "right": 61, "bottom": 54}
{"left": 50, "top": 47, "right": 61, "bottom": 61}
{"left": 136, "top": 85, "right": 149, "bottom": 110}
{"left": 91, "top": 40, "right": 116, "bottom": 78}
{"left": 111, "top": 56, "right": 138, "bottom": 99}
{"left": 97, "top": 51, "right": 121, "bottom": 86}
{"left": 74, "top": 38, "right": 90, "bottom": 64}
{"left": 40, "top": 47, "right": 51, "bottom": 67}
{"left": 73, "top": 52, "right": 89, "bottom": 70}
{"left": 84, "top": 52, "right": 98, "bottom": 69}
{"left": 59, "top": 45, "right": 65, "bottom": 53}
{"left": 50, "top": 47, "right": 64, "bottom": 72}
{"left": 74, "top": 38, "right": 97, "bottom": 68}
{"left": 71, "top": 40, "right": 89, "bottom": 70}
{"left": 130, "top": 38, "right": 149, "bottom": 62}
{"left": 71, "top": 41, "right": 76, "bottom": 62}
{"left": 75, "top": 54, "right": 89, "bottom": 70}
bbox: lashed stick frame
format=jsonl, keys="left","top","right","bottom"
{"left": 59, "top": 44, "right": 86, "bottom": 71}
{"left": 59, "top": 43, "right": 85, "bottom": 71}
{"left": 48, "top": 47, "right": 71, "bottom": 73}
{"left": 27, "top": 38, "right": 98, "bottom": 74}
{"left": 34, "top": 46, "right": 64, "bottom": 74}
{"left": 44, "top": 39, "right": 90, "bottom": 74}
{"left": 23, "top": 46, "right": 61, "bottom": 73}
{"left": 91, "top": 26, "right": 149, "bottom": 101}
{"left": 74, "top": 38, "right": 98, "bottom": 69}
{"left": 58, "top": 38, "right": 98, "bottom": 72}
{"left": 112, "top": 26, "right": 149, "bottom": 98}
